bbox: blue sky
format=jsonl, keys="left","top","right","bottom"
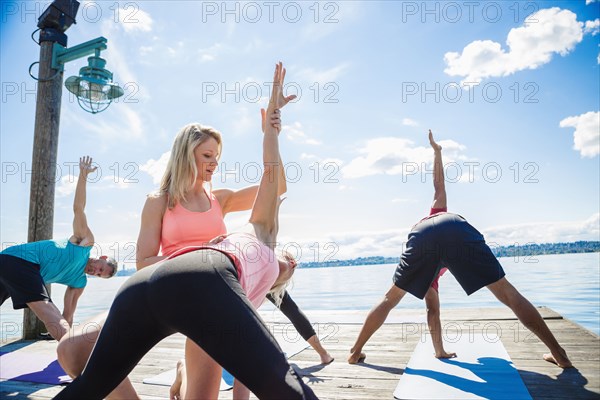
{"left": 1, "top": 0, "right": 599, "bottom": 266}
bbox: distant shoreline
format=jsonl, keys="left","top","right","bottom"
{"left": 298, "top": 241, "right": 600, "bottom": 269}
{"left": 115, "top": 241, "right": 600, "bottom": 275}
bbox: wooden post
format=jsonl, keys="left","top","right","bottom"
{"left": 23, "top": 40, "right": 64, "bottom": 339}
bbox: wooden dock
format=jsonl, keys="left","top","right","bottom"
{"left": 1, "top": 307, "right": 598, "bottom": 399}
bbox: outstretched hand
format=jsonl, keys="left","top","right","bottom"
{"left": 429, "top": 129, "right": 442, "bottom": 152}
{"left": 79, "top": 156, "right": 97, "bottom": 175}
{"left": 268, "top": 62, "right": 296, "bottom": 110}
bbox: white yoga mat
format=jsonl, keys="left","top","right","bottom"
{"left": 394, "top": 333, "right": 532, "bottom": 400}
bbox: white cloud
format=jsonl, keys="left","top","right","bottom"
{"left": 483, "top": 213, "right": 600, "bottom": 245}
{"left": 243, "top": 38, "right": 265, "bottom": 53}
{"left": 402, "top": 118, "right": 419, "bottom": 127}
{"left": 140, "top": 151, "right": 170, "bottom": 184}
{"left": 55, "top": 174, "right": 77, "bottom": 198}
{"left": 300, "top": 2, "right": 360, "bottom": 42}
{"left": 341, "top": 137, "right": 469, "bottom": 179}
{"left": 296, "top": 63, "right": 349, "bottom": 84}
{"left": 278, "top": 227, "right": 411, "bottom": 260}
{"left": 139, "top": 46, "right": 153, "bottom": 56}
{"left": 584, "top": 19, "right": 600, "bottom": 35}
{"left": 119, "top": 7, "right": 154, "bottom": 33}
{"left": 96, "top": 176, "right": 134, "bottom": 190}
{"left": 198, "top": 43, "right": 225, "bottom": 63}
{"left": 444, "top": 8, "right": 584, "bottom": 84}
{"left": 100, "top": 20, "right": 149, "bottom": 101}
{"left": 586, "top": 0, "right": 596, "bottom": 5}
{"left": 559, "top": 111, "right": 600, "bottom": 158}
{"left": 283, "top": 122, "right": 322, "bottom": 145}
{"left": 63, "top": 104, "right": 145, "bottom": 145}
{"left": 391, "top": 198, "right": 417, "bottom": 204}
{"left": 322, "top": 157, "right": 344, "bottom": 166}
{"left": 231, "top": 106, "right": 257, "bottom": 136}
{"left": 56, "top": 174, "right": 141, "bottom": 204}
{"left": 279, "top": 213, "right": 600, "bottom": 261}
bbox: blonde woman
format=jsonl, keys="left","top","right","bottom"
{"left": 55, "top": 62, "right": 318, "bottom": 400}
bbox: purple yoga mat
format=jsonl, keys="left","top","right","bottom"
{"left": 0, "top": 350, "right": 72, "bottom": 385}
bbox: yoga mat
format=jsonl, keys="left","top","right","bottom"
{"left": 393, "top": 333, "right": 532, "bottom": 400}
{"left": 143, "top": 332, "right": 331, "bottom": 389}
{"left": 0, "top": 350, "right": 71, "bottom": 385}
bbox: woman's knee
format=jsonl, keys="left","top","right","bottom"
{"left": 57, "top": 324, "right": 101, "bottom": 376}
{"left": 57, "top": 337, "right": 83, "bottom": 376}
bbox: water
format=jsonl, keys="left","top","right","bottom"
{"left": 1, "top": 253, "right": 598, "bottom": 341}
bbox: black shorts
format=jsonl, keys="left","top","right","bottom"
{"left": 393, "top": 213, "right": 505, "bottom": 299}
{"left": 0, "top": 254, "right": 51, "bottom": 309}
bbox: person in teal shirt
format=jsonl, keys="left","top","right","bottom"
{"left": 0, "top": 156, "right": 117, "bottom": 340}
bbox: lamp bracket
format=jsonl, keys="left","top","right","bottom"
{"left": 52, "top": 36, "right": 107, "bottom": 71}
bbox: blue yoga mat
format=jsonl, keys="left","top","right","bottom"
{"left": 0, "top": 350, "right": 71, "bottom": 385}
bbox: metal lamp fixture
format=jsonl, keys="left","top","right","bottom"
{"left": 52, "top": 37, "right": 124, "bottom": 113}
{"left": 64, "top": 50, "right": 124, "bottom": 113}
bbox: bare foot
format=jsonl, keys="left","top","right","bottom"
{"left": 348, "top": 350, "right": 366, "bottom": 364}
{"left": 543, "top": 348, "right": 573, "bottom": 369}
{"left": 170, "top": 359, "right": 186, "bottom": 400}
{"left": 435, "top": 351, "right": 457, "bottom": 359}
{"left": 320, "top": 352, "right": 335, "bottom": 365}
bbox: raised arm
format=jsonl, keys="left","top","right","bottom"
{"left": 262, "top": 107, "right": 289, "bottom": 197}
{"left": 249, "top": 62, "right": 295, "bottom": 245}
{"left": 429, "top": 130, "right": 447, "bottom": 210}
{"left": 71, "top": 156, "right": 96, "bottom": 247}
{"left": 213, "top": 96, "right": 290, "bottom": 214}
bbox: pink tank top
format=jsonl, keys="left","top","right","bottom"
{"left": 166, "top": 233, "right": 279, "bottom": 308}
{"left": 160, "top": 188, "right": 227, "bottom": 257}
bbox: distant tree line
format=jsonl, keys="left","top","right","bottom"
{"left": 298, "top": 241, "right": 600, "bottom": 269}
{"left": 490, "top": 241, "right": 600, "bottom": 258}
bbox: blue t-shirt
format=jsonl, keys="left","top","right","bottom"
{"left": 1, "top": 239, "right": 90, "bottom": 288}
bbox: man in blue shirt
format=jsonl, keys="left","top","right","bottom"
{"left": 0, "top": 156, "right": 117, "bottom": 340}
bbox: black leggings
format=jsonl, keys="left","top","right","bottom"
{"left": 54, "top": 250, "right": 317, "bottom": 400}
{"left": 268, "top": 291, "right": 316, "bottom": 341}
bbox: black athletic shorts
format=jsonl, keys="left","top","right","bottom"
{"left": 0, "top": 254, "right": 51, "bottom": 309}
{"left": 393, "top": 213, "right": 505, "bottom": 299}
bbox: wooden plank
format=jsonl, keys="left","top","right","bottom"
{"left": 1, "top": 308, "right": 598, "bottom": 399}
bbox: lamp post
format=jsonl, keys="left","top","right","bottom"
{"left": 24, "top": 0, "right": 123, "bottom": 339}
